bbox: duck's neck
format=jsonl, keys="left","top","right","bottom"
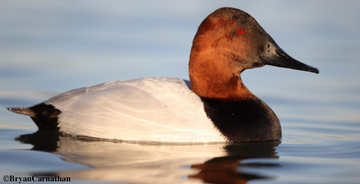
{"left": 189, "top": 54, "right": 254, "bottom": 102}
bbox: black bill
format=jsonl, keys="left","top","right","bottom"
{"left": 260, "top": 37, "right": 319, "bottom": 74}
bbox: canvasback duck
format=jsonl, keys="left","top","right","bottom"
{"left": 8, "top": 7, "right": 319, "bottom": 143}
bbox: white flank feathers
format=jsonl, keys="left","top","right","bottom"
{"left": 45, "top": 77, "right": 225, "bottom": 143}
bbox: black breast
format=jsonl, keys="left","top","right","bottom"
{"left": 201, "top": 96, "right": 281, "bottom": 142}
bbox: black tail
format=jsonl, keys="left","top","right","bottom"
{"left": 7, "top": 107, "right": 36, "bottom": 117}
{"left": 7, "top": 103, "right": 61, "bottom": 132}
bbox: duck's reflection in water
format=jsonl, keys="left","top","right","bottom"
{"left": 16, "top": 131, "right": 280, "bottom": 184}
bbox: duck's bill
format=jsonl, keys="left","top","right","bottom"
{"left": 260, "top": 38, "right": 319, "bottom": 74}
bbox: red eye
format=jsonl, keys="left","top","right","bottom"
{"left": 237, "top": 28, "right": 245, "bottom": 34}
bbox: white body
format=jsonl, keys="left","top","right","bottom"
{"left": 45, "top": 77, "right": 225, "bottom": 143}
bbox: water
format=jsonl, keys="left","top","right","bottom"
{"left": 1, "top": 1, "right": 360, "bottom": 183}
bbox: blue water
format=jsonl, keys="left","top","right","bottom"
{"left": 1, "top": 1, "right": 360, "bottom": 183}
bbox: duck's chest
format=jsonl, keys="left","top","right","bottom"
{"left": 201, "top": 97, "right": 281, "bottom": 142}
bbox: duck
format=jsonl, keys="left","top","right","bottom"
{"left": 7, "top": 7, "right": 319, "bottom": 143}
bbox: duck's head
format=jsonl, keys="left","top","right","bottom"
{"left": 189, "top": 7, "right": 319, "bottom": 101}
